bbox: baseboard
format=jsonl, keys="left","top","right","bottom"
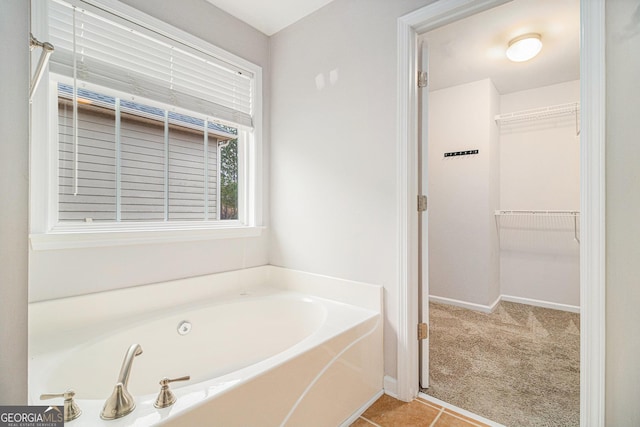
{"left": 429, "top": 295, "right": 500, "bottom": 313}
{"left": 430, "top": 294, "right": 580, "bottom": 314}
{"left": 500, "top": 295, "right": 580, "bottom": 313}
{"left": 383, "top": 375, "right": 398, "bottom": 398}
{"left": 340, "top": 389, "right": 384, "bottom": 427}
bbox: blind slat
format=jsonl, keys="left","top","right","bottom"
{"left": 49, "top": 0, "right": 253, "bottom": 128}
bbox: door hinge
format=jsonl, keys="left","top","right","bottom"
{"left": 418, "top": 71, "right": 428, "bottom": 88}
{"left": 417, "top": 195, "right": 427, "bottom": 212}
{"left": 418, "top": 322, "right": 429, "bottom": 340}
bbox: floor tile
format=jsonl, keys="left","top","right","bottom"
{"left": 442, "top": 409, "right": 491, "bottom": 427}
{"left": 433, "top": 410, "right": 485, "bottom": 427}
{"left": 415, "top": 397, "right": 443, "bottom": 411}
{"left": 360, "top": 394, "right": 440, "bottom": 427}
{"left": 350, "top": 417, "right": 379, "bottom": 426}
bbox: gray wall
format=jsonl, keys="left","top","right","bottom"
{"left": 605, "top": 0, "right": 640, "bottom": 424}
{"left": 0, "top": 0, "right": 29, "bottom": 404}
{"left": 269, "top": 0, "right": 435, "bottom": 380}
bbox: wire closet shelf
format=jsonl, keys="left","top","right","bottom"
{"left": 494, "top": 102, "right": 580, "bottom": 125}
{"left": 494, "top": 210, "right": 580, "bottom": 217}
{"left": 494, "top": 210, "right": 581, "bottom": 244}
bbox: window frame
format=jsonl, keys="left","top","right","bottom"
{"left": 29, "top": 0, "right": 263, "bottom": 250}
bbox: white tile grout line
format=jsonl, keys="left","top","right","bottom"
{"left": 428, "top": 407, "right": 445, "bottom": 427}
{"left": 419, "top": 397, "right": 486, "bottom": 427}
{"left": 441, "top": 410, "right": 486, "bottom": 427}
{"left": 413, "top": 397, "right": 445, "bottom": 427}
{"left": 359, "top": 416, "right": 383, "bottom": 427}
{"left": 416, "top": 397, "right": 484, "bottom": 427}
{"left": 418, "top": 393, "right": 506, "bottom": 427}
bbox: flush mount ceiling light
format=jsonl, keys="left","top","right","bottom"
{"left": 506, "top": 33, "right": 542, "bottom": 62}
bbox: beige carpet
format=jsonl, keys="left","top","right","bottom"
{"left": 423, "top": 301, "right": 580, "bottom": 427}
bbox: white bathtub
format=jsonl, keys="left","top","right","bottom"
{"left": 29, "top": 266, "right": 383, "bottom": 426}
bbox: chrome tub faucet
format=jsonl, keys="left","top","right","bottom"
{"left": 101, "top": 344, "right": 143, "bottom": 420}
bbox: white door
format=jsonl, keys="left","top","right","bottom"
{"left": 418, "top": 41, "right": 430, "bottom": 389}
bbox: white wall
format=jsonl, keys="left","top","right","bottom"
{"left": 427, "top": 79, "right": 501, "bottom": 307}
{"left": 499, "top": 80, "right": 580, "bottom": 306}
{"left": 500, "top": 81, "right": 580, "bottom": 209}
{"left": 0, "top": 0, "right": 29, "bottom": 404}
{"left": 426, "top": 79, "right": 580, "bottom": 308}
{"left": 28, "top": 0, "right": 271, "bottom": 302}
{"left": 269, "top": 0, "right": 435, "bottom": 379}
{"left": 605, "top": 0, "right": 640, "bottom": 424}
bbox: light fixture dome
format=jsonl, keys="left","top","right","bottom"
{"left": 506, "top": 33, "right": 542, "bottom": 62}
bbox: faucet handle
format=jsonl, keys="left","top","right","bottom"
{"left": 154, "top": 376, "right": 190, "bottom": 409}
{"left": 161, "top": 375, "right": 190, "bottom": 385}
{"left": 40, "top": 389, "right": 82, "bottom": 422}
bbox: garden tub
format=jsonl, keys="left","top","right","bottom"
{"left": 29, "top": 266, "right": 383, "bottom": 426}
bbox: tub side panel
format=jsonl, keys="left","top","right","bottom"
{"left": 283, "top": 317, "right": 383, "bottom": 426}
{"left": 159, "top": 317, "right": 382, "bottom": 427}
{"left": 158, "top": 340, "right": 336, "bottom": 426}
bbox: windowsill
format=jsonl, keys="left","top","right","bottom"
{"left": 30, "top": 224, "right": 265, "bottom": 251}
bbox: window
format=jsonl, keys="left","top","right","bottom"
{"left": 57, "top": 83, "right": 239, "bottom": 222}
{"left": 30, "top": 0, "right": 262, "bottom": 247}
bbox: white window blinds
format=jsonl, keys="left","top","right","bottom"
{"left": 47, "top": 0, "right": 254, "bottom": 128}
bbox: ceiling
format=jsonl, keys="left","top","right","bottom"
{"left": 422, "top": 0, "right": 580, "bottom": 94}
{"left": 204, "top": 0, "right": 579, "bottom": 94}
{"left": 204, "top": 0, "right": 337, "bottom": 35}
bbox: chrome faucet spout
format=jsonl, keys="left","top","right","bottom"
{"left": 117, "top": 343, "right": 143, "bottom": 388}
{"left": 101, "top": 344, "right": 143, "bottom": 420}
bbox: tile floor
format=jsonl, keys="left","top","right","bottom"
{"left": 351, "top": 394, "right": 494, "bottom": 427}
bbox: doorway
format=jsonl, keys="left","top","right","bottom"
{"left": 418, "top": 2, "right": 581, "bottom": 423}
{"left": 396, "top": 1, "right": 606, "bottom": 426}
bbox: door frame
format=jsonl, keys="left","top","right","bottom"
{"left": 395, "top": 1, "right": 606, "bottom": 426}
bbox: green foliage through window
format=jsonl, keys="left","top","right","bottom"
{"left": 220, "top": 139, "right": 238, "bottom": 219}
